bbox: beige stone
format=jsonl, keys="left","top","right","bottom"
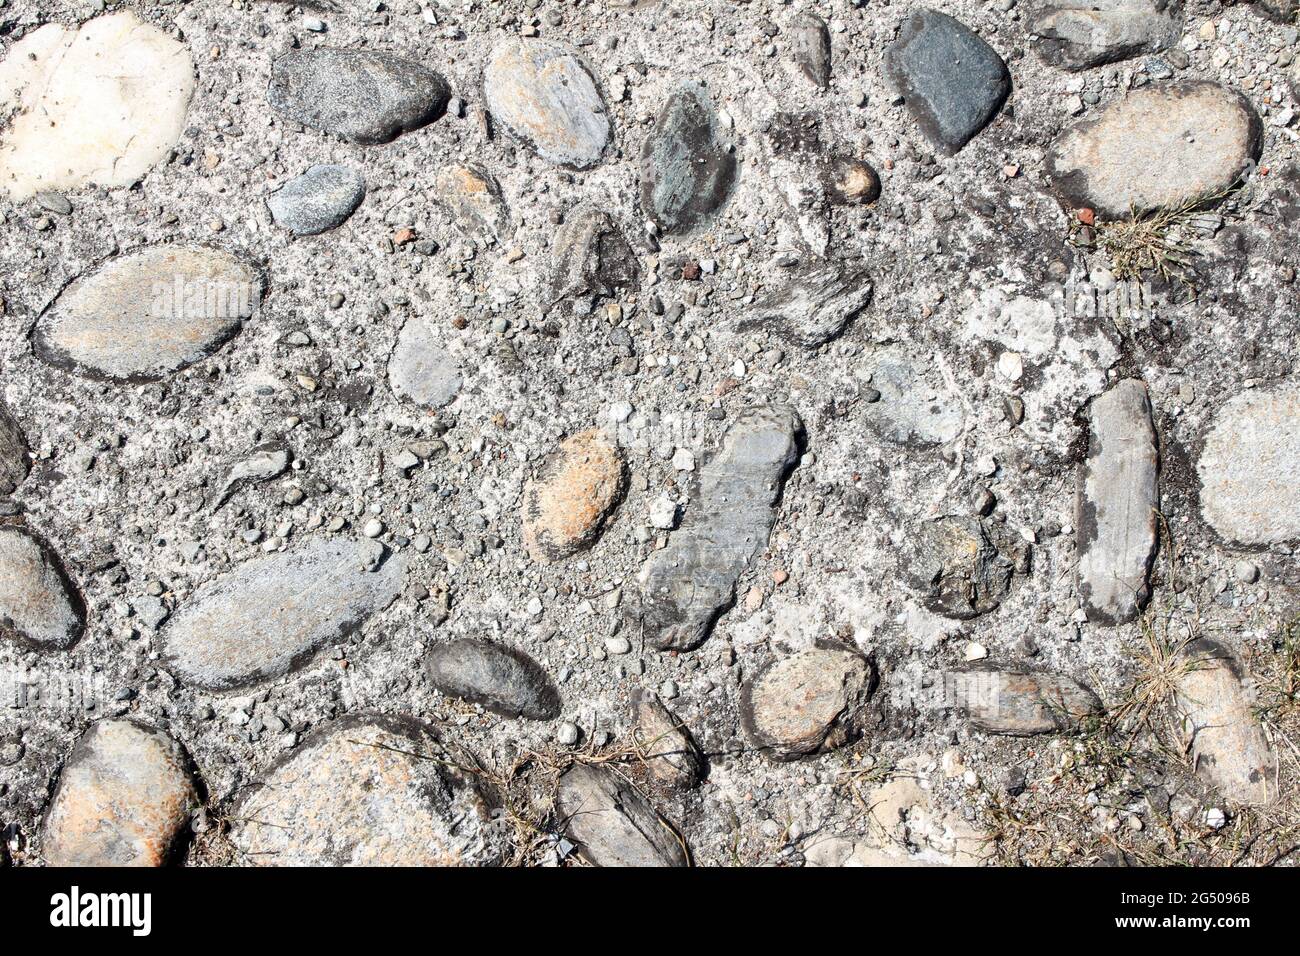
{"left": 522, "top": 428, "right": 626, "bottom": 563}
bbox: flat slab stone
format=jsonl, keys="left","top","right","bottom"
{"left": 862, "top": 351, "right": 965, "bottom": 446}
{"left": 387, "top": 316, "right": 463, "bottom": 409}
{"left": 268, "top": 48, "right": 449, "bottom": 145}
{"left": 1029, "top": 0, "right": 1181, "bottom": 71}
{"left": 230, "top": 714, "right": 502, "bottom": 865}
{"left": 1046, "top": 81, "right": 1261, "bottom": 218}
{"left": 1076, "top": 379, "right": 1159, "bottom": 625}
{"left": 739, "top": 262, "right": 872, "bottom": 347}
{"left": 433, "top": 164, "right": 510, "bottom": 245}
{"left": 523, "top": 428, "right": 627, "bottom": 563}
{"left": 0, "top": 527, "right": 84, "bottom": 651}
{"left": 947, "top": 671, "right": 1102, "bottom": 735}
{"left": 554, "top": 763, "right": 688, "bottom": 866}
{"left": 0, "top": 402, "right": 30, "bottom": 496}
{"left": 640, "top": 83, "right": 739, "bottom": 235}
{"left": 1197, "top": 381, "right": 1300, "bottom": 544}
{"left": 267, "top": 164, "right": 366, "bottom": 236}
{"left": 0, "top": 11, "right": 194, "bottom": 200}
{"left": 33, "top": 245, "right": 263, "bottom": 382}
{"left": 740, "top": 647, "right": 875, "bottom": 760}
{"left": 884, "top": 9, "right": 1010, "bottom": 155}
{"left": 425, "top": 638, "right": 560, "bottom": 719}
{"left": 43, "top": 720, "right": 198, "bottom": 867}
{"left": 483, "top": 40, "right": 610, "bottom": 169}
{"left": 160, "top": 537, "right": 403, "bottom": 691}
{"left": 634, "top": 406, "right": 802, "bottom": 651}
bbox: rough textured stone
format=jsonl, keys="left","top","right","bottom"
{"left": 211, "top": 443, "right": 291, "bottom": 510}
{"left": 884, "top": 10, "right": 1011, "bottom": 155}
{"left": 387, "top": 316, "right": 463, "bottom": 409}
{"left": 0, "top": 403, "right": 29, "bottom": 496}
{"left": 1076, "top": 379, "right": 1159, "bottom": 625}
{"left": 788, "top": 13, "right": 832, "bottom": 88}
{"left": 425, "top": 639, "right": 560, "bottom": 719}
{"left": 267, "top": 164, "right": 366, "bottom": 236}
{"left": 635, "top": 406, "right": 802, "bottom": 651}
{"left": 862, "top": 351, "right": 965, "bottom": 446}
{"left": 0, "top": 12, "right": 195, "bottom": 200}
{"left": 948, "top": 670, "right": 1102, "bottom": 735}
{"left": 547, "top": 208, "right": 640, "bottom": 311}
{"left": 1029, "top": 0, "right": 1181, "bottom": 71}
{"left": 739, "top": 262, "right": 872, "bottom": 347}
{"left": 269, "top": 48, "right": 449, "bottom": 145}
{"left": 433, "top": 164, "right": 510, "bottom": 245}
{"left": 230, "top": 714, "right": 502, "bottom": 865}
{"left": 482, "top": 40, "right": 610, "bottom": 169}
{"left": 1046, "top": 81, "right": 1261, "bottom": 218}
{"left": 1197, "top": 382, "right": 1300, "bottom": 544}
{"left": 0, "top": 527, "right": 84, "bottom": 652}
{"left": 907, "top": 517, "right": 1027, "bottom": 619}
{"left": 43, "top": 720, "right": 198, "bottom": 867}
{"left": 630, "top": 688, "right": 702, "bottom": 789}
{"left": 740, "top": 647, "right": 875, "bottom": 760}
{"left": 32, "top": 245, "right": 263, "bottom": 383}
{"left": 161, "top": 537, "right": 403, "bottom": 690}
{"left": 522, "top": 428, "right": 627, "bottom": 563}
{"left": 554, "top": 763, "right": 689, "bottom": 866}
{"left": 1175, "top": 640, "right": 1276, "bottom": 805}
{"left": 640, "top": 83, "right": 739, "bottom": 235}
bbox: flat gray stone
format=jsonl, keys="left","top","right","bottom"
{"left": 269, "top": 48, "right": 449, "bottom": 145}
{"left": 634, "top": 406, "right": 802, "bottom": 651}
{"left": 211, "top": 443, "right": 291, "bottom": 510}
{"left": 547, "top": 207, "right": 640, "bottom": 311}
{"left": 862, "top": 352, "right": 965, "bottom": 447}
{"left": 267, "top": 164, "right": 365, "bottom": 236}
{"left": 640, "top": 83, "right": 739, "bottom": 235}
{"left": 433, "top": 164, "right": 510, "bottom": 245}
{"left": 388, "top": 316, "right": 462, "bottom": 409}
{"left": 789, "top": 13, "right": 831, "bottom": 88}
{"left": 0, "top": 402, "right": 29, "bottom": 496}
{"left": 1076, "top": 379, "right": 1159, "bottom": 625}
{"left": 32, "top": 245, "right": 263, "bottom": 382}
{"left": 483, "top": 39, "right": 610, "bottom": 169}
{"left": 740, "top": 647, "right": 875, "bottom": 760}
{"left": 630, "top": 688, "right": 702, "bottom": 789}
{"left": 947, "top": 671, "right": 1102, "bottom": 735}
{"left": 160, "top": 536, "right": 404, "bottom": 691}
{"left": 739, "top": 262, "right": 872, "bottom": 347}
{"left": 907, "top": 517, "right": 1027, "bottom": 619}
{"left": 1029, "top": 0, "right": 1181, "bottom": 71}
{"left": 0, "top": 527, "right": 84, "bottom": 651}
{"left": 555, "top": 763, "right": 688, "bottom": 866}
{"left": 884, "top": 9, "right": 1010, "bottom": 155}
{"left": 425, "top": 638, "right": 560, "bottom": 719}
{"left": 1046, "top": 81, "right": 1261, "bottom": 218}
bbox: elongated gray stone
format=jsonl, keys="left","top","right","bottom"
{"left": 483, "top": 39, "right": 610, "bottom": 169}
{"left": 789, "top": 13, "right": 831, "bottom": 88}
{"left": 741, "top": 647, "right": 875, "bottom": 760}
{"left": 160, "top": 537, "right": 403, "bottom": 690}
{"left": 640, "top": 83, "right": 738, "bottom": 235}
{"left": 388, "top": 316, "right": 462, "bottom": 409}
{"left": 739, "top": 262, "right": 872, "bottom": 347}
{"left": 267, "top": 164, "right": 365, "bottom": 236}
{"left": 947, "top": 671, "right": 1102, "bottom": 735}
{"left": 555, "top": 763, "right": 688, "bottom": 866}
{"left": 425, "top": 639, "right": 560, "bottom": 719}
{"left": 634, "top": 406, "right": 802, "bottom": 651}
{"left": 269, "top": 48, "right": 448, "bottom": 145}
{"left": 32, "top": 245, "right": 263, "bottom": 382}
{"left": 0, "top": 402, "right": 30, "bottom": 495}
{"left": 1029, "top": 0, "right": 1181, "bottom": 71}
{"left": 1076, "top": 379, "right": 1158, "bottom": 625}
{"left": 0, "top": 527, "right": 84, "bottom": 651}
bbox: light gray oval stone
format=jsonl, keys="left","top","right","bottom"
{"left": 740, "top": 648, "right": 875, "bottom": 760}
{"left": 425, "top": 639, "right": 560, "bottom": 719}
{"left": 0, "top": 527, "right": 84, "bottom": 651}
{"left": 555, "top": 763, "right": 689, "bottom": 866}
{"left": 640, "top": 83, "right": 738, "bottom": 235}
{"left": 388, "top": 316, "right": 463, "bottom": 409}
{"left": 267, "top": 164, "right": 365, "bottom": 236}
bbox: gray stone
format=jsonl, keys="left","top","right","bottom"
{"left": 1029, "top": 0, "right": 1181, "bottom": 71}
{"left": 0, "top": 402, "right": 29, "bottom": 496}
{"left": 907, "top": 517, "right": 1027, "bottom": 619}
{"left": 160, "top": 536, "right": 404, "bottom": 691}
{"left": 640, "top": 83, "right": 738, "bottom": 235}
{"left": 42, "top": 719, "right": 198, "bottom": 867}
{"left": 0, "top": 527, "right": 84, "bottom": 651}
{"left": 268, "top": 48, "right": 449, "bottom": 145}
{"left": 267, "top": 164, "right": 366, "bottom": 236}
{"left": 884, "top": 10, "right": 1010, "bottom": 155}
{"left": 630, "top": 688, "right": 701, "bottom": 789}
{"left": 388, "top": 316, "right": 462, "bottom": 409}
{"left": 32, "top": 245, "right": 263, "bottom": 382}
{"left": 1076, "top": 379, "right": 1158, "bottom": 625}
{"left": 554, "top": 763, "right": 689, "bottom": 866}
{"left": 740, "top": 647, "right": 875, "bottom": 760}
{"left": 425, "top": 638, "right": 560, "bottom": 719}
{"left": 211, "top": 443, "right": 291, "bottom": 510}
{"left": 789, "top": 13, "right": 831, "bottom": 88}
{"left": 547, "top": 207, "right": 640, "bottom": 311}
{"left": 739, "top": 261, "right": 872, "bottom": 347}
{"left": 230, "top": 714, "right": 503, "bottom": 865}
{"left": 1046, "top": 81, "right": 1261, "bottom": 218}
{"left": 433, "top": 164, "right": 510, "bottom": 245}
{"left": 862, "top": 352, "right": 965, "bottom": 447}
{"left": 1197, "top": 381, "right": 1300, "bottom": 544}
{"left": 948, "top": 671, "right": 1102, "bottom": 735}
{"left": 634, "top": 406, "right": 802, "bottom": 651}
{"left": 482, "top": 39, "right": 610, "bottom": 169}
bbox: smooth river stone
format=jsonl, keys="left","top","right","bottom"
{"left": 0, "top": 527, "right": 84, "bottom": 651}
{"left": 268, "top": 48, "right": 449, "bottom": 145}
{"left": 1029, "top": 0, "right": 1181, "bottom": 71}
{"left": 160, "top": 537, "right": 404, "bottom": 691}
{"left": 267, "top": 164, "right": 366, "bottom": 236}
{"left": 1075, "top": 379, "right": 1158, "bottom": 625}
{"left": 32, "top": 245, "right": 263, "bottom": 382}
{"left": 640, "top": 83, "right": 739, "bottom": 235}
{"left": 483, "top": 39, "right": 610, "bottom": 169}
{"left": 425, "top": 639, "right": 561, "bottom": 719}
{"left": 1046, "top": 81, "right": 1261, "bottom": 218}
{"left": 387, "top": 316, "right": 463, "bottom": 409}
{"left": 0, "top": 11, "right": 194, "bottom": 200}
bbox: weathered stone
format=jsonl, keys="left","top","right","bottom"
{"left": 788, "top": 13, "right": 832, "bottom": 88}
{"left": 884, "top": 10, "right": 1010, "bottom": 155}
{"left": 862, "top": 352, "right": 965, "bottom": 446}
{"left": 267, "top": 164, "right": 366, "bottom": 236}
{"left": 947, "top": 670, "right": 1102, "bottom": 735}
{"left": 1175, "top": 640, "right": 1276, "bottom": 805}
{"left": 1076, "top": 379, "right": 1158, "bottom": 625}
{"left": 0, "top": 12, "right": 194, "bottom": 200}
{"left": 425, "top": 639, "right": 560, "bottom": 719}
{"left": 554, "top": 763, "right": 688, "bottom": 866}
{"left": 523, "top": 428, "right": 627, "bottom": 563}
{"left": 230, "top": 714, "right": 502, "bottom": 865}
{"left": 820, "top": 155, "right": 882, "bottom": 205}
{"left": 1046, "top": 81, "right": 1261, "bottom": 218}
{"left": 739, "top": 262, "right": 872, "bottom": 347}
{"left": 1197, "top": 381, "right": 1300, "bottom": 545}
{"left": 1029, "top": 0, "right": 1182, "bottom": 71}
{"left": 547, "top": 208, "right": 640, "bottom": 310}
{"left": 630, "top": 688, "right": 701, "bottom": 789}
{"left": 1256, "top": 0, "right": 1298, "bottom": 22}
{"left": 433, "top": 164, "right": 510, "bottom": 245}
{"left": 32, "top": 245, "right": 263, "bottom": 382}
{"left": 388, "top": 316, "right": 463, "bottom": 409}
{"left": 43, "top": 720, "right": 198, "bottom": 867}
{"left": 740, "top": 647, "right": 875, "bottom": 760}
{"left": 0, "top": 403, "right": 30, "bottom": 496}
{"left": 640, "top": 83, "right": 738, "bottom": 235}
{"left": 634, "top": 406, "right": 802, "bottom": 651}
{"left": 908, "top": 517, "right": 1027, "bottom": 619}
{"left": 0, "top": 527, "right": 84, "bottom": 652}
{"left": 483, "top": 40, "right": 610, "bottom": 169}
{"left": 161, "top": 537, "right": 404, "bottom": 691}
{"left": 269, "top": 48, "right": 449, "bottom": 145}
{"left": 211, "top": 443, "right": 291, "bottom": 510}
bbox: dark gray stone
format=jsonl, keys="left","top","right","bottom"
{"left": 555, "top": 763, "right": 689, "bottom": 866}
{"left": 425, "top": 638, "right": 560, "bottom": 719}
{"left": 907, "top": 516, "right": 1027, "bottom": 619}
{"left": 640, "top": 83, "right": 738, "bottom": 235}
{"left": 0, "top": 402, "right": 29, "bottom": 496}
{"left": 789, "top": 13, "right": 831, "bottom": 88}
{"left": 1029, "top": 0, "right": 1181, "bottom": 71}
{"left": 547, "top": 208, "right": 640, "bottom": 312}
{"left": 267, "top": 164, "right": 366, "bottom": 236}
{"left": 739, "top": 262, "right": 872, "bottom": 347}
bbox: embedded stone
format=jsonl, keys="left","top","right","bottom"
{"left": 789, "top": 13, "right": 832, "bottom": 88}
{"left": 522, "top": 428, "right": 627, "bottom": 563}
{"left": 0, "top": 403, "right": 30, "bottom": 495}
{"left": 821, "top": 155, "right": 882, "bottom": 205}
{"left": 388, "top": 316, "right": 463, "bottom": 409}
{"left": 433, "top": 164, "right": 510, "bottom": 245}
{"left": 640, "top": 83, "right": 739, "bottom": 235}
{"left": 0, "top": 527, "right": 84, "bottom": 652}
{"left": 1029, "top": 0, "right": 1182, "bottom": 71}
{"left": 739, "top": 262, "right": 872, "bottom": 347}
{"left": 948, "top": 671, "right": 1102, "bottom": 735}
{"left": 740, "top": 647, "right": 875, "bottom": 760}
{"left": 547, "top": 208, "right": 640, "bottom": 310}
{"left": 908, "top": 517, "right": 1027, "bottom": 619}
{"left": 425, "top": 639, "right": 560, "bottom": 719}
{"left": 554, "top": 763, "right": 689, "bottom": 866}
{"left": 630, "top": 688, "right": 702, "bottom": 789}
{"left": 862, "top": 352, "right": 965, "bottom": 447}
{"left": 267, "top": 164, "right": 366, "bottom": 236}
